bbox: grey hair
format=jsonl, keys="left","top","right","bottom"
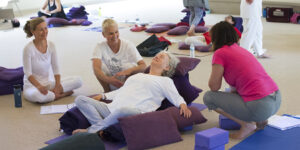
{"left": 162, "top": 51, "right": 180, "bottom": 77}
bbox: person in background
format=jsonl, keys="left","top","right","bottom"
{"left": 22, "top": 17, "right": 82, "bottom": 103}
{"left": 204, "top": 21, "right": 281, "bottom": 139}
{"left": 92, "top": 18, "right": 146, "bottom": 92}
{"left": 240, "top": 0, "right": 270, "bottom": 58}
{"left": 38, "top": 0, "right": 67, "bottom": 19}
{"left": 183, "top": 0, "right": 209, "bottom": 36}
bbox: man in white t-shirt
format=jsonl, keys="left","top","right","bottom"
{"left": 92, "top": 19, "right": 146, "bottom": 92}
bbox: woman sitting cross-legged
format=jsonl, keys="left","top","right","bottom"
{"left": 73, "top": 51, "right": 192, "bottom": 134}
{"left": 203, "top": 21, "right": 281, "bottom": 139}
{"left": 23, "top": 17, "right": 82, "bottom": 103}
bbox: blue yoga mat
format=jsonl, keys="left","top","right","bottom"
{"left": 230, "top": 126, "right": 300, "bottom": 150}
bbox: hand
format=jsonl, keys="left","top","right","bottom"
{"left": 179, "top": 104, "right": 192, "bottom": 118}
{"left": 92, "top": 94, "right": 102, "bottom": 101}
{"left": 45, "top": 10, "right": 51, "bottom": 14}
{"left": 108, "top": 76, "right": 124, "bottom": 88}
{"left": 72, "top": 129, "right": 88, "bottom": 135}
{"left": 53, "top": 83, "right": 63, "bottom": 95}
{"left": 37, "top": 85, "right": 48, "bottom": 95}
{"left": 246, "top": 0, "right": 253, "bottom": 4}
{"left": 115, "top": 69, "right": 132, "bottom": 77}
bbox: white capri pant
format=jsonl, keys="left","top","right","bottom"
{"left": 23, "top": 76, "right": 82, "bottom": 103}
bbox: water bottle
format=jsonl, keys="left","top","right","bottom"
{"left": 190, "top": 43, "right": 195, "bottom": 58}
{"left": 98, "top": 7, "right": 102, "bottom": 16}
{"left": 13, "top": 84, "right": 22, "bottom": 108}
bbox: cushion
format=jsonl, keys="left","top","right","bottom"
{"left": 167, "top": 26, "right": 189, "bottom": 35}
{"left": 164, "top": 106, "right": 207, "bottom": 129}
{"left": 46, "top": 17, "right": 89, "bottom": 27}
{"left": 59, "top": 107, "right": 91, "bottom": 135}
{"left": 145, "top": 26, "right": 170, "bottom": 33}
{"left": 101, "top": 123, "right": 125, "bottom": 143}
{"left": 152, "top": 23, "right": 177, "bottom": 29}
{"left": 41, "top": 133, "right": 105, "bottom": 150}
{"left": 145, "top": 57, "right": 201, "bottom": 76}
{"left": 178, "top": 42, "right": 211, "bottom": 52}
{"left": 0, "top": 66, "right": 24, "bottom": 81}
{"left": 119, "top": 110, "right": 182, "bottom": 150}
{"left": 0, "top": 78, "right": 23, "bottom": 95}
{"left": 195, "top": 26, "right": 209, "bottom": 33}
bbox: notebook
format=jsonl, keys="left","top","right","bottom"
{"left": 268, "top": 115, "right": 300, "bottom": 130}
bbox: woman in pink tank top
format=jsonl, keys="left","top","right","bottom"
{"left": 203, "top": 21, "right": 281, "bottom": 139}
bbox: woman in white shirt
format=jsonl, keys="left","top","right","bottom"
{"left": 23, "top": 17, "right": 82, "bottom": 103}
{"left": 73, "top": 51, "right": 192, "bottom": 134}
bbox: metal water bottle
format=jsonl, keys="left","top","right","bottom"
{"left": 13, "top": 84, "right": 22, "bottom": 108}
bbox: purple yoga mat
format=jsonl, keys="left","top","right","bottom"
{"left": 45, "top": 134, "right": 126, "bottom": 150}
{"left": 189, "top": 103, "right": 207, "bottom": 111}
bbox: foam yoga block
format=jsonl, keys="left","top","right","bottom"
{"left": 195, "top": 145, "right": 225, "bottom": 150}
{"left": 195, "top": 127, "right": 229, "bottom": 149}
{"left": 180, "top": 125, "right": 193, "bottom": 131}
{"left": 219, "top": 115, "right": 241, "bottom": 130}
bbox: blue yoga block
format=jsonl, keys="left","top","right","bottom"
{"left": 195, "top": 145, "right": 225, "bottom": 150}
{"left": 195, "top": 127, "right": 229, "bottom": 149}
{"left": 180, "top": 125, "right": 193, "bottom": 131}
{"left": 219, "top": 115, "right": 241, "bottom": 130}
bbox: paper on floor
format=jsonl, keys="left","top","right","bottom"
{"left": 268, "top": 115, "right": 300, "bottom": 130}
{"left": 40, "top": 103, "right": 76, "bottom": 115}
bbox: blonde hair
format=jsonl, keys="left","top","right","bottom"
{"left": 162, "top": 51, "right": 180, "bottom": 77}
{"left": 102, "top": 18, "right": 118, "bottom": 33}
{"left": 23, "top": 17, "right": 45, "bottom": 38}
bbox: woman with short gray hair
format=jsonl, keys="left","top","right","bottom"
{"left": 73, "top": 51, "right": 191, "bottom": 134}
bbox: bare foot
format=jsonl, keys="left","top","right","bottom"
{"left": 72, "top": 129, "right": 88, "bottom": 135}
{"left": 55, "top": 91, "right": 74, "bottom": 100}
{"left": 230, "top": 123, "right": 256, "bottom": 139}
{"left": 257, "top": 53, "right": 270, "bottom": 59}
{"left": 256, "top": 120, "right": 268, "bottom": 131}
{"left": 187, "top": 29, "right": 196, "bottom": 36}
{"left": 98, "top": 130, "right": 104, "bottom": 138}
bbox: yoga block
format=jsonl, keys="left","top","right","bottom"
{"left": 180, "top": 125, "right": 193, "bottom": 131}
{"left": 219, "top": 115, "right": 241, "bottom": 130}
{"left": 195, "top": 127, "right": 229, "bottom": 149}
{"left": 195, "top": 145, "right": 225, "bottom": 150}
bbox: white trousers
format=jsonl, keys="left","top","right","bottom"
{"left": 240, "top": 17, "right": 265, "bottom": 56}
{"left": 23, "top": 76, "right": 82, "bottom": 103}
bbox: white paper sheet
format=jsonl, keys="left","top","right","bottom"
{"left": 268, "top": 115, "right": 300, "bottom": 130}
{"left": 40, "top": 103, "right": 76, "bottom": 115}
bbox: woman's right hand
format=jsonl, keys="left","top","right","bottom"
{"left": 37, "top": 85, "right": 48, "bottom": 95}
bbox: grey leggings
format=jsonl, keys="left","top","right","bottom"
{"left": 75, "top": 96, "right": 142, "bottom": 133}
{"left": 203, "top": 90, "right": 281, "bottom": 122}
{"left": 188, "top": 6, "right": 204, "bottom": 26}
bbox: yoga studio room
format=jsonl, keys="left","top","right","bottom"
{"left": 0, "top": 0, "right": 300, "bottom": 149}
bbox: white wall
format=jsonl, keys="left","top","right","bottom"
{"left": 6, "top": 0, "right": 107, "bottom": 11}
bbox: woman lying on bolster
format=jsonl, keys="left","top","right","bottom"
{"left": 73, "top": 51, "right": 192, "bottom": 134}
{"left": 204, "top": 21, "right": 281, "bottom": 139}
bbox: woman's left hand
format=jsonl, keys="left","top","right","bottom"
{"left": 180, "top": 104, "right": 192, "bottom": 118}
{"left": 53, "top": 83, "right": 63, "bottom": 95}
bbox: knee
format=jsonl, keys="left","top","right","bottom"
{"left": 203, "top": 91, "right": 214, "bottom": 105}
{"left": 73, "top": 77, "right": 83, "bottom": 88}
{"left": 75, "top": 95, "right": 88, "bottom": 105}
